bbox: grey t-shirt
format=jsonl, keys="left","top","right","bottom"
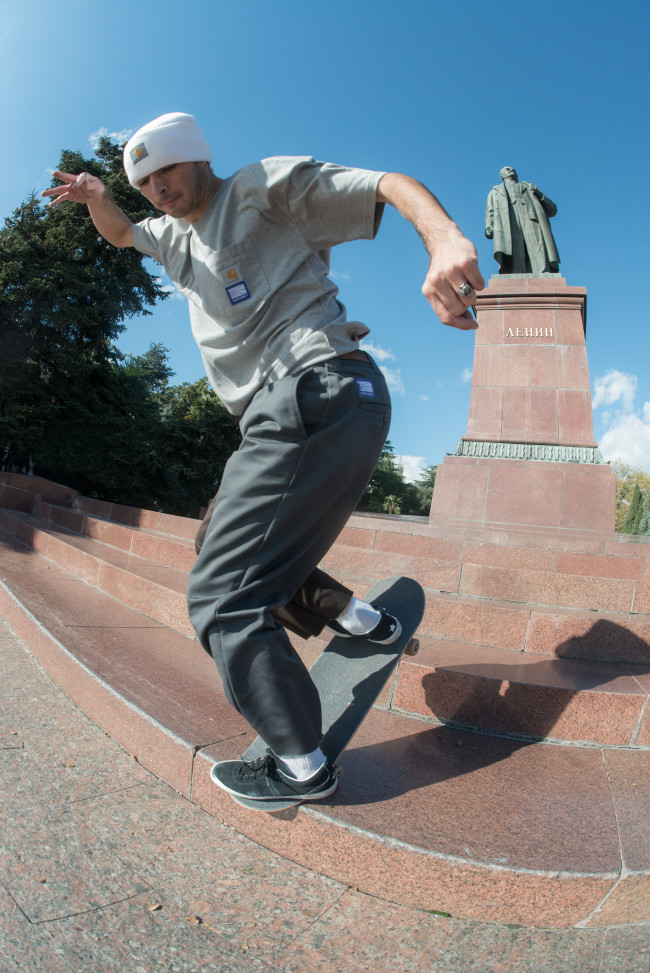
{"left": 132, "top": 156, "right": 385, "bottom": 415}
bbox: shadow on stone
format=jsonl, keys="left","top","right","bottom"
{"left": 554, "top": 617, "right": 650, "bottom": 664}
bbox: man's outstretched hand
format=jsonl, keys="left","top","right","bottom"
{"left": 421, "top": 230, "right": 485, "bottom": 331}
{"left": 376, "top": 172, "right": 484, "bottom": 331}
{"left": 42, "top": 170, "right": 106, "bottom": 208}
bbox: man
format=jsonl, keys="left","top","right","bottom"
{"left": 485, "top": 166, "right": 560, "bottom": 275}
{"left": 43, "top": 112, "right": 484, "bottom": 808}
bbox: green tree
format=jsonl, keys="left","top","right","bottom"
{"left": 0, "top": 137, "right": 166, "bottom": 474}
{"left": 34, "top": 357, "right": 167, "bottom": 507}
{"left": 358, "top": 442, "right": 405, "bottom": 513}
{"left": 412, "top": 463, "right": 437, "bottom": 515}
{"left": 155, "top": 376, "right": 241, "bottom": 517}
{"left": 638, "top": 498, "right": 650, "bottom": 536}
{"left": 358, "top": 446, "right": 435, "bottom": 516}
{"left": 621, "top": 483, "right": 645, "bottom": 534}
{"left": 611, "top": 461, "right": 650, "bottom": 532}
{"left": 123, "top": 342, "right": 176, "bottom": 395}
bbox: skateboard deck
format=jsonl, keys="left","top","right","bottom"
{"left": 221, "top": 575, "right": 425, "bottom": 812}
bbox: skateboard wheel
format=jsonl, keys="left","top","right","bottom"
{"left": 404, "top": 638, "right": 419, "bottom": 657}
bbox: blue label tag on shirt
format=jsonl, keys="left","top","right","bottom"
{"left": 356, "top": 379, "right": 376, "bottom": 399}
{"left": 226, "top": 281, "right": 251, "bottom": 305}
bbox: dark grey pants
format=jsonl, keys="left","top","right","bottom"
{"left": 186, "top": 355, "right": 390, "bottom": 756}
{"left": 196, "top": 499, "right": 353, "bottom": 640}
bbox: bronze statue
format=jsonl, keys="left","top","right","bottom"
{"left": 485, "top": 167, "right": 560, "bottom": 275}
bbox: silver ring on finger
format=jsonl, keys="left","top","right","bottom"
{"left": 457, "top": 282, "right": 473, "bottom": 298}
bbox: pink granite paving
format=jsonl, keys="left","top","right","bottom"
{"left": 460, "top": 540, "right": 555, "bottom": 571}
{"left": 0, "top": 770, "right": 151, "bottom": 923}
{"left": 276, "top": 889, "right": 606, "bottom": 973}
{"left": 1, "top": 512, "right": 196, "bottom": 635}
{"left": 604, "top": 750, "right": 650, "bottom": 872}
{"left": 634, "top": 581, "right": 650, "bottom": 614}
{"left": 374, "top": 531, "right": 462, "bottom": 561}
{"left": 73, "top": 781, "right": 345, "bottom": 958}
{"left": 0, "top": 884, "right": 73, "bottom": 973}
{"left": 584, "top": 808, "right": 650, "bottom": 932}
{"left": 6, "top": 623, "right": 641, "bottom": 970}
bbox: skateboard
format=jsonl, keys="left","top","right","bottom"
{"left": 220, "top": 575, "right": 425, "bottom": 812}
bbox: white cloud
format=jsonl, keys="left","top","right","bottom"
{"left": 396, "top": 455, "right": 426, "bottom": 483}
{"left": 329, "top": 269, "right": 351, "bottom": 281}
{"left": 600, "top": 410, "right": 650, "bottom": 473}
{"left": 419, "top": 394, "right": 430, "bottom": 402}
{"left": 461, "top": 366, "right": 473, "bottom": 384}
{"left": 89, "top": 127, "right": 133, "bottom": 151}
{"left": 381, "top": 366, "right": 405, "bottom": 396}
{"left": 359, "top": 340, "right": 396, "bottom": 363}
{"left": 156, "top": 276, "right": 184, "bottom": 301}
{"left": 592, "top": 370, "right": 650, "bottom": 473}
{"left": 592, "top": 370, "right": 637, "bottom": 411}
{"left": 358, "top": 341, "right": 406, "bottom": 393}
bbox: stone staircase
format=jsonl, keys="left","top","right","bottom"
{"left": 1, "top": 471, "right": 649, "bottom": 930}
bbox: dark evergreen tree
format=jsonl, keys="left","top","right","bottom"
{"left": 0, "top": 137, "right": 166, "bottom": 474}
{"left": 621, "top": 483, "right": 644, "bottom": 534}
{"left": 154, "top": 376, "right": 241, "bottom": 518}
{"left": 638, "top": 498, "right": 650, "bottom": 536}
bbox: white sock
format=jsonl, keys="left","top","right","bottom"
{"left": 276, "top": 746, "right": 326, "bottom": 781}
{"left": 335, "top": 596, "right": 381, "bottom": 636}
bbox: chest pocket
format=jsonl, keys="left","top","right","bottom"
{"left": 190, "top": 242, "right": 271, "bottom": 328}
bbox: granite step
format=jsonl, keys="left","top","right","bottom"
{"left": 193, "top": 715, "right": 650, "bottom": 929}
{"left": 5, "top": 487, "right": 650, "bottom": 663}
{"left": 0, "top": 473, "right": 78, "bottom": 512}
{"left": 0, "top": 532, "right": 247, "bottom": 799}
{"left": 2, "top": 507, "right": 650, "bottom": 748}
{"left": 324, "top": 531, "right": 650, "bottom": 615}
{"left": 28, "top": 499, "right": 197, "bottom": 571}
{"left": 392, "top": 638, "right": 650, "bottom": 747}
{"left": 0, "top": 531, "right": 648, "bottom": 928}
{"left": 0, "top": 509, "right": 195, "bottom": 637}
{"left": 323, "top": 548, "right": 650, "bottom": 664}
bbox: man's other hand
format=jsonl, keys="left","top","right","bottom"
{"left": 42, "top": 171, "right": 106, "bottom": 208}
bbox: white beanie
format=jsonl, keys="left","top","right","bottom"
{"left": 123, "top": 112, "right": 212, "bottom": 187}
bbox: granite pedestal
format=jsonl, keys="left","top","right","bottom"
{"left": 431, "top": 276, "right": 615, "bottom": 532}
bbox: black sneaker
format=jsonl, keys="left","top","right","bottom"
{"left": 327, "top": 607, "right": 402, "bottom": 644}
{"left": 210, "top": 751, "right": 339, "bottom": 804}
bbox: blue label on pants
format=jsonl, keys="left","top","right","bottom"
{"left": 356, "top": 379, "right": 376, "bottom": 400}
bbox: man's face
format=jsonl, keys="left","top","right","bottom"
{"left": 137, "top": 161, "right": 211, "bottom": 220}
{"left": 500, "top": 166, "right": 517, "bottom": 181}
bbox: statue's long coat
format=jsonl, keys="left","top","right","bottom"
{"left": 485, "top": 182, "right": 560, "bottom": 271}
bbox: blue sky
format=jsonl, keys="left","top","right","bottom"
{"left": 2, "top": 0, "right": 649, "bottom": 477}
